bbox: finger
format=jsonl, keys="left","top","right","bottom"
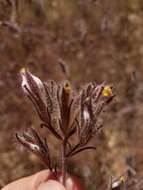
{"left": 2, "top": 170, "right": 51, "bottom": 190}
{"left": 37, "top": 180, "right": 66, "bottom": 190}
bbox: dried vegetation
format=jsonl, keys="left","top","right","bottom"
{"left": 1, "top": 0, "right": 143, "bottom": 189}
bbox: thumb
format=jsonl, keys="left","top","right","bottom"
{"left": 37, "top": 180, "right": 66, "bottom": 190}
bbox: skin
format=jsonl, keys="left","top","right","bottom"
{"left": 2, "top": 170, "right": 66, "bottom": 190}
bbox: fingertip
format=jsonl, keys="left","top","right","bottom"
{"left": 31, "top": 170, "right": 51, "bottom": 189}
{"left": 37, "top": 180, "right": 66, "bottom": 190}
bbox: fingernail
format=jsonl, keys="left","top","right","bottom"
{"left": 37, "top": 180, "right": 65, "bottom": 190}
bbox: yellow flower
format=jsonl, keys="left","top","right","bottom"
{"left": 112, "top": 175, "right": 125, "bottom": 189}
{"left": 102, "top": 86, "right": 112, "bottom": 97}
{"left": 64, "top": 82, "right": 71, "bottom": 94}
{"left": 119, "top": 175, "right": 125, "bottom": 183}
{"left": 20, "top": 67, "right": 26, "bottom": 74}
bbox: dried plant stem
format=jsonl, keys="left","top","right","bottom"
{"left": 18, "top": 69, "right": 114, "bottom": 189}
{"left": 61, "top": 139, "right": 67, "bottom": 185}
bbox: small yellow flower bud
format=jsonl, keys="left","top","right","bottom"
{"left": 20, "top": 67, "right": 26, "bottom": 74}
{"left": 102, "top": 86, "right": 112, "bottom": 97}
{"left": 64, "top": 82, "right": 71, "bottom": 94}
{"left": 119, "top": 176, "right": 125, "bottom": 183}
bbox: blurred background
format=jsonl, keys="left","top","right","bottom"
{"left": 0, "top": 0, "right": 143, "bottom": 189}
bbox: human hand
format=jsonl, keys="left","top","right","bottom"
{"left": 2, "top": 170, "right": 66, "bottom": 190}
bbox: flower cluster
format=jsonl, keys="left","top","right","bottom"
{"left": 16, "top": 68, "right": 115, "bottom": 184}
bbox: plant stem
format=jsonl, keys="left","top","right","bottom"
{"left": 61, "top": 139, "right": 67, "bottom": 185}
